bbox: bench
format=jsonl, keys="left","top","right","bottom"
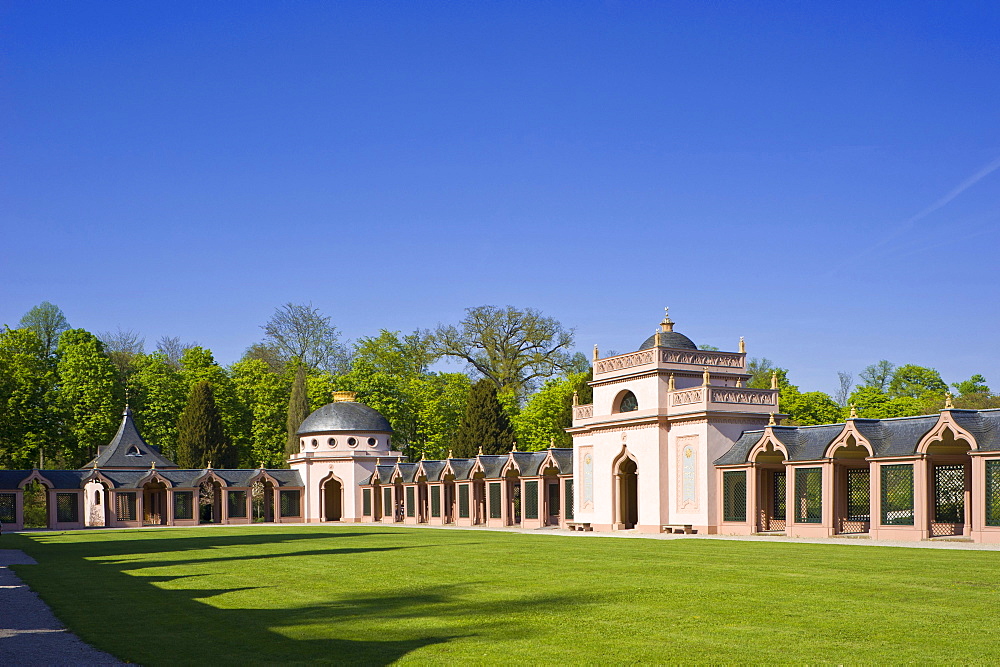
{"left": 566, "top": 522, "right": 593, "bottom": 532}
{"left": 661, "top": 524, "right": 695, "bottom": 534}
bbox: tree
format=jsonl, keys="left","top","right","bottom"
{"left": 835, "top": 371, "right": 853, "bottom": 407}
{"left": 847, "top": 386, "right": 922, "bottom": 419}
{"left": 698, "top": 344, "right": 720, "bottom": 351}
{"left": 56, "top": 329, "right": 122, "bottom": 466}
{"left": 888, "top": 364, "right": 947, "bottom": 399}
{"left": 784, "top": 391, "right": 842, "bottom": 426}
{"left": 0, "top": 327, "right": 58, "bottom": 468}
{"left": 178, "top": 346, "right": 245, "bottom": 457}
{"left": 952, "top": 374, "right": 990, "bottom": 397}
{"left": 513, "top": 371, "right": 592, "bottom": 450}
{"left": 746, "top": 358, "right": 778, "bottom": 389}
{"left": 286, "top": 365, "right": 309, "bottom": 460}
{"left": 177, "top": 381, "right": 236, "bottom": 468}
{"left": 261, "top": 302, "right": 349, "bottom": 372}
{"left": 156, "top": 336, "right": 197, "bottom": 369}
{"left": 231, "top": 358, "right": 290, "bottom": 468}
{"left": 240, "top": 342, "right": 286, "bottom": 374}
{"left": 860, "top": 360, "right": 896, "bottom": 392}
{"left": 128, "top": 352, "right": 188, "bottom": 462}
{"left": 431, "top": 305, "right": 575, "bottom": 397}
{"left": 98, "top": 328, "right": 145, "bottom": 382}
{"left": 451, "top": 379, "right": 515, "bottom": 457}
{"left": 18, "top": 301, "right": 69, "bottom": 356}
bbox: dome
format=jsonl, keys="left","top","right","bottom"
{"left": 638, "top": 330, "right": 697, "bottom": 351}
{"left": 297, "top": 400, "right": 393, "bottom": 434}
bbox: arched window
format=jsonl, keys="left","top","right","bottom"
{"left": 617, "top": 391, "right": 639, "bottom": 413}
{"left": 126, "top": 445, "right": 142, "bottom": 456}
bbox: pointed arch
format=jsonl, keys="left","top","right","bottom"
{"left": 917, "top": 413, "right": 979, "bottom": 453}
{"left": 824, "top": 423, "right": 874, "bottom": 459}
{"left": 318, "top": 469, "right": 345, "bottom": 522}
{"left": 748, "top": 434, "right": 789, "bottom": 463}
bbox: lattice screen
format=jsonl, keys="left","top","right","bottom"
{"left": 384, "top": 487, "right": 393, "bottom": 516}
{"left": 524, "top": 481, "right": 538, "bottom": 520}
{"left": 489, "top": 482, "right": 501, "bottom": 518}
{"left": 794, "top": 468, "right": 822, "bottom": 523}
{"left": 362, "top": 488, "right": 372, "bottom": 517}
{"left": 881, "top": 464, "right": 914, "bottom": 525}
{"left": 773, "top": 471, "right": 786, "bottom": 518}
{"left": 934, "top": 464, "right": 965, "bottom": 523}
{"left": 564, "top": 479, "right": 574, "bottom": 521}
{"left": 56, "top": 493, "right": 78, "bottom": 523}
{"left": 431, "top": 486, "right": 441, "bottom": 517}
{"left": 986, "top": 460, "right": 1000, "bottom": 527}
{"left": 116, "top": 492, "right": 136, "bottom": 521}
{"left": 406, "top": 487, "right": 416, "bottom": 517}
{"left": 228, "top": 490, "right": 247, "bottom": 518}
{"left": 174, "top": 491, "right": 193, "bottom": 520}
{"left": 846, "top": 468, "right": 870, "bottom": 522}
{"left": 0, "top": 493, "right": 15, "bottom": 523}
{"left": 459, "top": 485, "right": 470, "bottom": 518}
{"left": 723, "top": 470, "right": 746, "bottom": 522}
{"left": 279, "top": 490, "right": 300, "bottom": 517}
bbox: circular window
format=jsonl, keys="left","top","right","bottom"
{"left": 300, "top": 439, "right": 306, "bottom": 451}
{"left": 328, "top": 437, "right": 336, "bottom": 447}
{"left": 311, "top": 438, "right": 318, "bottom": 448}
{"left": 347, "top": 437, "right": 358, "bottom": 447}
{"left": 367, "top": 437, "right": 377, "bottom": 447}
{"left": 618, "top": 391, "right": 639, "bottom": 413}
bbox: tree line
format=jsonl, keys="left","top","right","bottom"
{"left": 0, "top": 302, "right": 590, "bottom": 470}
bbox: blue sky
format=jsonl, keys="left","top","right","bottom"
{"left": 2, "top": 1, "right": 999, "bottom": 395}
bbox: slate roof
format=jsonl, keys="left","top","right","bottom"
{"left": 715, "top": 409, "right": 1000, "bottom": 465}
{"left": 84, "top": 407, "right": 178, "bottom": 469}
{"left": 0, "top": 470, "right": 32, "bottom": 490}
{"left": 395, "top": 463, "right": 419, "bottom": 483}
{"left": 549, "top": 448, "right": 573, "bottom": 473}
{"left": 511, "top": 451, "right": 548, "bottom": 476}
{"left": 447, "top": 459, "right": 475, "bottom": 480}
{"left": 417, "top": 460, "right": 447, "bottom": 481}
{"left": 638, "top": 331, "right": 697, "bottom": 351}
{"left": 476, "top": 455, "right": 507, "bottom": 479}
{"left": 298, "top": 401, "right": 393, "bottom": 434}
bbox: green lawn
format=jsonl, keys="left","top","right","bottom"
{"left": 2, "top": 526, "right": 999, "bottom": 664}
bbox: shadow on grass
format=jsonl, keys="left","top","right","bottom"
{"left": 0, "top": 529, "right": 593, "bottom": 665}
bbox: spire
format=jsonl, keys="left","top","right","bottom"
{"left": 660, "top": 307, "right": 674, "bottom": 333}
{"left": 739, "top": 336, "right": 745, "bottom": 354}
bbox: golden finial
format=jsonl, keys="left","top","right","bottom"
{"left": 477, "top": 445, "right": 483, "bottom": 456}
{"left": 550, "top": 436, "right": 555, "bottom": 449}
{"left": 945, "top": 392, "right": 954, "bottom": 409}
{"left": 654, "top": 330, "right": 661, "bottom": 347}
{"left": 739, "top": 336, "right": 745, "bottom": 354}
{"left": 660, "top": 307, "right": 674, "bottom": 333}
{"left": 151, "top": 461, "right": 156, "bottom": 470}
{"left": 768, "top": 413, "right": 776, "bottom": 427}
{"left": 668, "top": 373, "right": 675, "bottom": 391}
{"left": 593, "top": 344, "right": 599, "bottom": 361}
{"left": 572, "top": 390, "right": 579, "bottom": 406}
{"left": 770, "top": 371, "right": 778, "bottom": 390}
{"left": 736, "top": 378, "right": 743, "bottom": 387}
{"left": 512, "top": 441, "right": 518, "bottom": 452}
{"left": 447, "top": 449, "right": 453, "bottom": 459}
{"left": 259, "top": 460, "right": 265, "bottom": 470}
{"left": 850, "top": 405, "right": 857, "bottom": 419}
{"left": 703, "top": 367, "right": 711, "bottom": 386}
{"left": 207, "top": 460, "right": 213, "bottom": 469}
{"left": 376, "top": 457, "right": 381, "bottom": 466}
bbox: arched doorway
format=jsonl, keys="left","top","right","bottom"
{"left": 504, "top": 469, "right": 521, "bottom": 526}
{"left": 199, "top": 479, "right": 222, "bottom": 524}
{"left": 925, "top": 427, "right": 972, "bottom": 537}
{"left": 143, "top": 481, "right": 167, "bottom": 526}
{"left": 324, "top": 478, "right": 343, "bottom": 522}
{"left": 616, "top": 457, "right": 638, "bottom": 529}
{"left": 251, "top": 479, "right": 275, "bottom": 523}
{"left": 754, "top": 444, "right": 786, "bottom": 533}
{"left": 22, "top": 480, "right": 50, "bottom": 529}
{"left": 832, "top": 438, "right": 870, "bottom": 535}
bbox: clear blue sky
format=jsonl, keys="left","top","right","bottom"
{"left": 2, "top": 1, "right": 999, "bottom": 395}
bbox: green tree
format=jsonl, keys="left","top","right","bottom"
{"left": 860, "top": 360, "right": 896, "bottom": 392}
{"left": 18, "top": 301, "right": 69, "bottom": 357}
{"left": 888, "top": 364, "right": 947, "bottom": 400}
{"left": 432, "top": 305, "right": 575, "bottom": 398}
{"left": 231, "top": 358, "right": 290, "bottom": 468}
{"left": 746, "top": 358, "right": 779, "bottom": 389}
{"left": 98, "top": 328, "right": 145, "bottom": 383}
{"left": 783, "top": 390, "right": 842, "bottom": 426}
{"left": 286, "top": 365, "right": 309, "bottom": 460}
{"left": 452, "top": 379, "right": 515, "bottom": 457}
{"left": 0, "top": 327, "right": 59, "bottom": 468}
{"left": 129, "top": 352, "right": 188, "bottom": 461}
{"left": 56, "top": 329, "right": 122, "bottom": 466}
{"left": 513, "top": 371, "right": 591, "bottom": 450}
{"left": 952, "top": 374, "right": 990, "bottom": 397}
{"left": 179, "top": 347, "right": 246, "bottom": 459}
{"left": 847, "top": 386, "right": 922, "bottom": 419}
{"left": 177, "top": 381, "right": 236, "bottom": 468}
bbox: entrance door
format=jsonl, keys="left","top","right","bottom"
{"left": 617, "top": 458, "right": 638, "bottom": 529}
{"left": 324, "top": 480, "right": 342, "bottom": 521}
{"left": 546, "top": 480, "right": 561, "bottom": 525}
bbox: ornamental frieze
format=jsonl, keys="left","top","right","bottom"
{"left": 661, "top": 350, "right": 743, "bottom": 367}
{"left": 709, "top": 388, "right": 777, "bottom": 405}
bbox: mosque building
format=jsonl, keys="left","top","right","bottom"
{"left": 2, "top": 313, "right": 1000, "bottom": 543}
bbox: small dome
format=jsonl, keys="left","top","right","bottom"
{"left": 638, "top": 331, "right": 697, "bottom": 351}
{"left": 297, "top": 401, "right": 393, "bottom": 434}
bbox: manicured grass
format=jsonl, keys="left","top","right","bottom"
{"left": 2, "top": 527, "right": 1000, "bottom": 664}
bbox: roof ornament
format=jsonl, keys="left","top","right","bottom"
{"left": 945, "top": 392, "right": 955, "bottom": 410}
{"left": 736, "top": 378, "right": 743, "bottom": 387}
{"left": 259, "top": 460, "right": 265, "bottom": 470}
{"left": 512, "top": 441, "right": 518, "bottom": 452}
{"left": 477, "top": 445, "right": 483, "bottom": 456}
{"left": 668, "top": 373, "right": 675, "bottom": 391}
{"left": 770, "top": 371, "right": 779, "bottom": 390}
{"left": 447, "top": 449, "right": 453, "bottom": 459}
{"left": 768, "top": 412, "right": 776, "bottom": 427}
{"left": 572, "top": 390, "right": 579, "bottom": 406}
{"left": 703, "top": 367, "right": 711, "bottom": 386}
{"left": 660, "top": 307, "right": 674, "bottom": 333}
{"left": 151, "top": 461, "right": 156, "bottom": 470}
{"left": 550, "top": 436, "right": 555, "bottom": 449}
{"left": 850, "top": 405, "right": 858, "bottom": 419}
{"left": 593, "top": 344, "right": 599, "bottom": 361}
{"left": 654, "top": 330, "right": 662, "bottom": 347}
{"left": 207, "top": 460, "right": 213, "bottom": 470}
{"left": 376, "top": 457, "right": 381, "bottom": 466}
{"left": 739, "top": 336, "right": 746, "bottom": 354}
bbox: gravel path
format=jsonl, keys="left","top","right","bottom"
{"left": 0, "top": 550, "right": 123, "bottom": 666}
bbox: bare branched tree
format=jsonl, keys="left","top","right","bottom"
{"left": 156, "top": 335, "right": 198, "bottom": 369}
{"left": 261, "top": 302, "right": 349, "bottom": 373}
{"left": 835, "top": 371, "right": 853, "bottom": 406}
{"left": 431, "top": 305, "right": 575, "bottom": 397}
{"left": 98, "top": 328, "right": 145, "bottom": 380}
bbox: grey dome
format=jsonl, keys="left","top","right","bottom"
{"left": 638, "top": 331, "right": 697, "bottom": 351}
{"left": 297, "top": 401, "right": 393, "bottom": 434}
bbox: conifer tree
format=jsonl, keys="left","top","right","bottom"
{"left": 286, "top": 364, "right": 309, "bottom": 460}
{"left": 177, "top": 381, "right": 235, "bottom": 468}
{"left": 451, "top": 379, "right": 514, "bottom": 457}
